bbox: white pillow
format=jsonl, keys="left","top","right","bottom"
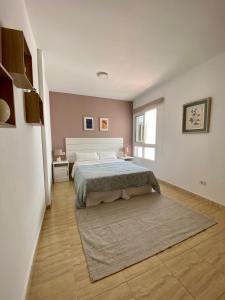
{"left": 75, "top": 152, "right": 99, "bottom": 162}
{"left": 98, "top": 151, "right": 117, "bottom": 160}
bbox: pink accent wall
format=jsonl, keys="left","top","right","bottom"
{"left": 49, "top": 92, "right": 133, "bottom": 153}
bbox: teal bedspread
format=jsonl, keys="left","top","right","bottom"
{"left": 74, "top": 161, "right": 160, "bottom": 208}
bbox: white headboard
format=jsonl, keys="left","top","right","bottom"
{"left": 66, "top": 138, "right": 124, "bottom": 162}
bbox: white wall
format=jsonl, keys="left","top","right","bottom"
{"left": 0, "top": 0, "right": 51, "bottom": 299}
{"left": 38, "top": 49, "right": 52, "bottom": 206}
{"left": 134, "top": 52, "right": 225, "bottom": 206}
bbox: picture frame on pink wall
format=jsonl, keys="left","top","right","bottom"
{"left": 99, "top": 118, "right": 109, "bottom": 131}
{"left": 83, "top": 116, "right": 94, "bottom": 130}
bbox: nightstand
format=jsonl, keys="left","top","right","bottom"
{"left": 119, "top": 156, "right": 134, "bottom": 161}
{"left": 53, "top": 161, "right": 69, "bottom": 182}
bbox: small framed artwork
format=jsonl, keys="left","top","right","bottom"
{"left": 182, "top": 98, "right": 211, "bottom": 133}
{"left": 99, "top": 118, "right": 109, "bottom": 131}
{"left": 83, "top": 116, "right": 94, "bottom": 130}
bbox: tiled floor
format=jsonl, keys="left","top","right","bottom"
{"left": 28, "top": 181, "right": 225, "bottom": 300}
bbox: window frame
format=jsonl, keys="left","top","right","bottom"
{"left": 133, "top": 106, "right": 157, "bottom": 161}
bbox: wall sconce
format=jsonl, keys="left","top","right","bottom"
{"left": 0, "top": 98, "right": 11, "bottom": 125}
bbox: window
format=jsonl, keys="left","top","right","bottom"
{"left": 134, "top": 107, "right": 157, "bottom": 161}
{"left": 135, "top": 115, "right": 144, "bottom": 143}
{"left": 144, "top": 147, "right": 155, "bottom": 160}
{"left": 144, "top": 109, "right": 156, "bottom": 144}
{"left": 134, "top": 146, "right": 143, "bottom": 158}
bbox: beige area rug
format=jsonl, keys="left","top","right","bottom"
{"left": 76, "top": 193, "right": 216, "bottom": 282}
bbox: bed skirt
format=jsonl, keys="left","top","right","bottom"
{"left": 86, "top": 185, "right": 153, "bottom": 207}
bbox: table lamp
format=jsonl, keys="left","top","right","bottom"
{"left": 54, "top": 149, "right": 65, "bottom": 162}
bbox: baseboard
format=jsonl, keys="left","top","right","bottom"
{"left": 24, "top": 203, "right": 46, "bottom": 300}
{"left": 159, "top": 179, "right": 225, "bottom": 209}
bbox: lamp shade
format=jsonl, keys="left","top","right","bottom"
{"left": 54, "top": 149, "right": 64, "bottom": 156}
{"left": 0, "top": 99, "right": 10, "bottom": 124}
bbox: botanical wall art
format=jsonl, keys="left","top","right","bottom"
{"left": 182, "top": 98, "right": 211, "bottom": 133}
{"left": 99, "top": 117, "right": 109, "bottom": 131}
{"left": 83, "top": 116, "right": 94, "bottom": 130}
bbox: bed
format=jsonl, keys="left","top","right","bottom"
{"left": 66, "top": 138, "right": 160, "bottom": 208}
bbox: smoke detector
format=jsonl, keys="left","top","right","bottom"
{"left": 96, "top": 71, "right": 109, "bottom": 79}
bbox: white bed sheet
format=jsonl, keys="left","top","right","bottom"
{"left": 71, "top": 159, "right": 123, "bottom": 178}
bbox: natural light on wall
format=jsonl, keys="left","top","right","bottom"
{"left": 134, "top": 107, "right": 157, "bottom": 161}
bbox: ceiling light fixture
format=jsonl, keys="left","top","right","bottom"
{"left": 96, "top": 71, "right": 109, "bottom": 79}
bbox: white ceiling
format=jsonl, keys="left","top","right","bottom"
{"left": 25, "top": 0, "right": 225, "bottom": 100}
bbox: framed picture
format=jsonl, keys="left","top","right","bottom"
{"left": 83, "top": 116, "right": 94, "bottom": 130}
{"left": 182, "top": 98, "right": 211, "bottom": 133}
{"left": 99, "top": 118, "right": 109, "bottom": 131}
